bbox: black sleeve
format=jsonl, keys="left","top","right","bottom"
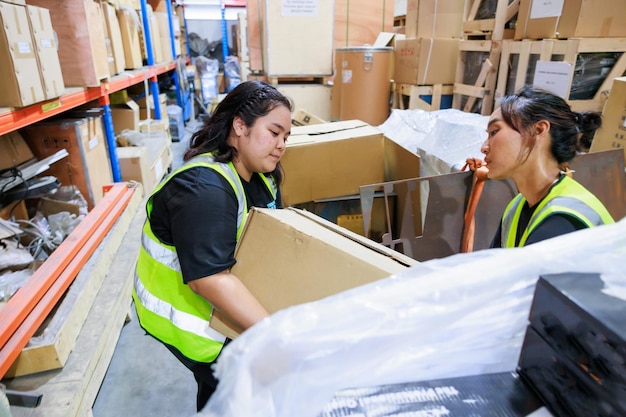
{"left": 489, "top": 222, "right": 503, "bottom": 248}
{"left": 525, "top": 214, "right": 586, "bottom": 246}
{"left": 150, "top": 167, "right": 239, "bottom": 283}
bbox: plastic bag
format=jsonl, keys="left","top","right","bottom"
{"left": 198, "top": 218, "right": 626, "bottom": 417}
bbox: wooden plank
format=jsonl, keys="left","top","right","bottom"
{"left": 3, "top": 186, "right": 142, "bottom": 377}
{"left": 6, "top": 191, "right": 146, "bottom": 417}
{"left": 462, "top": 0, "right": 518, "bottom": 40}
{"left": 392, "top": 83, "right": 454, "bottom": 111}
{"left": 453, "top": 40, "right": 501, "bottom": 115}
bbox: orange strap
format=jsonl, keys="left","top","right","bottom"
{"left": 461, "top": 163, "right": 489, "bottom": 253}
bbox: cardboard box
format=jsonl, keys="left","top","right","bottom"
{"left": 20, "top": 116, "right": 113, "bottom": 210}
{"left": 210, "top": 207, "right": 418, "bottom": 337}
{"left": 117, "top": 6, "right": 143, "bottom": 69}
{"left": 26, "top": 0, "right": 110, "bottom": 87}
{"left": 280, "top": 120, "right": 421, "bottom": 205}
{"left": 101, "top": 1, "right": 126, "bottom": 75}
{"left": 262, "top": 0, "right": 334, "bottom": 76}
{"left": 405, "top": 0, "right": 464, "bottom": 39}
{"left": 291, "top": 108, "right": 327, "bottom": 126}
{"left": 0, "top": 131, "right": 34, "bottom": 170}
{"left": 111, "top": 99, "right": 140, "bottom": 135}
{"left": 116, "top": 130, "right": 171, "bottom": 195}
{"left": 590, "top": 77, "right": 626, "bottom": 158}
{"left": 277, "top": 84, "right": 331, "bottom": 122}
{"left": 154, "top": 11, "right": 174, "bottom": 62}
{"left": 27, "top": 5, "right": 65, "bottom": 101}
{"left": 294, "top": 192, "right": 395, "bottom": 243}
{"left": 0, "top": 1, "right": 45, "bottom": 107}
{"left": 515, "top": 0, "right": 626, "bottom": 40}
{"left": 394, "top": 38, "right": 460, "bottom": 86}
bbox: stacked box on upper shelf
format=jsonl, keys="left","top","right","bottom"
{"left": 27, "top": 0, "right": 110, "bottom": 87}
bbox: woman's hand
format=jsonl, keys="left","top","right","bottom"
{"left": 463, "top": 157, "right": 489, "bottom": 180}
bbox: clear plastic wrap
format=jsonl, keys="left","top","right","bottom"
{"left": 198, "top": 218, "right": 626, "bottom": 417}
{"left": 378, "top": 108, "right": 488, "bottom": 176}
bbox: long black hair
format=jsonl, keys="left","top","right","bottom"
{"left": 184, "top": 80, "right": 293, "bottom": 183}
{"left": 499, "top": 86, "right": 602, "bottom": 164}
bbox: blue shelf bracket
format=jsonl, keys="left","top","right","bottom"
{"left": 100, "top": 101, "right": 122, "bottom": 182}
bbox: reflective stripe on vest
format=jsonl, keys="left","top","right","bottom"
{"left": 133, "top": 153, "right": 278, "bottom": 362}
{"left": 501, "top": 175, "right": 614, "bottom": 248}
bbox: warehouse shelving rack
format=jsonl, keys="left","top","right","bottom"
{"left": 0, "top": 0, "right": 183, "bottom": 183}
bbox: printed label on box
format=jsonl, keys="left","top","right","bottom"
{"left": 16, "top": 41, "right": 31, "bottom": 54}
{"left": 530, "top": 0, "right": 564, "bottom": 19}
{"left": 533, "top": 61, "right": 572, "bottom": 99}
{"left": 282, "top": 0, "right": 318, "bottom": 16}
{"left": 89, "top": 136, "right": 99, "bottom": 150}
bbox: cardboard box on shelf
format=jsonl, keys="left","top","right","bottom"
{"left": 590, "top": 76, "right": 626, "bottom": 158}
{"left": 26, "top": 0, "right": 109, "bottom": 87}
{"left": 394, "top": 38, "right": 460, "bottom": 86}
{"left": 26, "top": 5, "right": 65, "bottom": 101}
{"left": 101, "top": 1, "right": 126, "bottom": 75}
{"left": 111, "top": 99, "right": 140, "bottom": 135}
{"left": 0, "top": 131, "right": 34, "bottom": 170}
{"left": 117, "top": 6, "right": 143, "bottom": 70}
{"left": 515, "top": 0, "right": 626, "bottom": 40}
{"left": 20, "top": 116, "right": 113, "bottom": 210}
{"left": 280, "top": 120, "right": 421, "bottom": 206}
{"left": 116, "top": 130, "right": 172, "bottom": 195}
{"left": 210, "top": 207, "right": 418, "bottom": 338}
{"left": 0, "top": 1, "right": 45, "bottom": 108}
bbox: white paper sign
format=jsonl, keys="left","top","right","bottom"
{"left": 282, "top": 0, "right": 318, "bottom": 16}
{"left": 533, "top": 61, "right": 572, "bottom": 99}
{"left": 530, "top": 0, "right": 564, "bottom": 19}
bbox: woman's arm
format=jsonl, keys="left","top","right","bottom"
{"left": 188, "top": 270, "right": 269, "bottom": 332}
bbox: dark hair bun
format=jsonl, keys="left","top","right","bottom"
{"left": 578, "top": 111, "right": 603, "bottom": 150}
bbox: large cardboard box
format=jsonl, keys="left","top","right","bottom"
{"left": 20, "top": 116, "right": 113, "bottom": 210}
{"left": 394, "top": 38, "right": 460, "bottom": 86}
{"left": 261, "top": 0, "right": 334, "bottom": 76}
{"left": 0, "top": 131, "right": 34, "bottom": 170}
{"left": 590, "top": 77, "right": 626, "bottom": 159}
{"left": 0, "top": 1, "right": 45, "bottom": 108}
{"left": 101, "top": 1, "right": 126, "bottom": 75}
{"left": 26, "top": 0, "right": 110, "bottom": 87}
{"left": 515, "top": 0, "right": 626, "bottom": 40}
{"left": 281, "top": 120, "right": 421, "bottom": 206}
{"left": 405, "top": 0, "right": 464, "bottom": 39}
{"left": 210, "top": 207, "right": 418, "bottom": 338}
{"left": 26, "top": 5, "right": 64, "bottom": 101}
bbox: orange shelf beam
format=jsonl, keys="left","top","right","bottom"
{"left": 0, "top": 62, "right": 177, "bottom": 137}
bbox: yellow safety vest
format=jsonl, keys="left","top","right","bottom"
{"left": 501, "top": 175, "right": 614, "bottom": 248}
{"left": 132, "top": 153, "right": 277, "bottom": 363}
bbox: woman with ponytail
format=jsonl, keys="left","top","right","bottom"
{"left": 465, "top": 86, "right": 614, "bottom": 248}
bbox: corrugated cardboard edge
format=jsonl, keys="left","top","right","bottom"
{"left": 209, "top": 207, "right": 418, "bottom": 338}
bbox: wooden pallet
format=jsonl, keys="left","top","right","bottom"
{"left": 463, "top": 0, "right": 519, "bottom": 40}
{"left": 495, "top": 38, "right": 626, "bottom": 112}
{"left": 392, "top": 83, "right": 454, "bottom": 111}
{"left": 453, "top": 40, "right": 502, "bottom": 115}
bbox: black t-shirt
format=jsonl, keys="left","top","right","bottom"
{"left": 149, "top": 167, "right": 282, "bottom": 283}
{"left": 490, "top": 203, "right": 586, "bottom": 248}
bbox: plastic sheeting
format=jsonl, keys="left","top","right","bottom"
{"left": 378, "top": 108, "right": 489, "bottom": 177}
{"left": 196, "top": 218, "right": 626, "bottom": 417}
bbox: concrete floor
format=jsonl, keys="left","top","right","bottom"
{"left": 92, "top": 119, "right": 202, "bottom": 417}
